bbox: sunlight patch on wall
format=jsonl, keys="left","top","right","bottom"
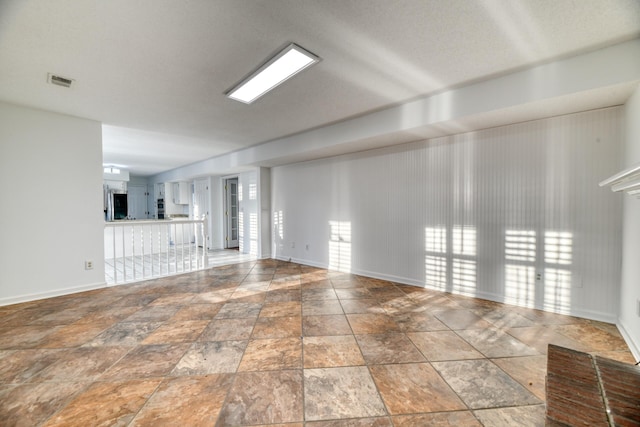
{"left": 425, "top": 227, "right": 447, "bottom": 290}
{"left": 505, "top": 230, "right": 536, "bottom": 308}
{"left": 453, "top": 226, "right": 476, "bottom": 256}
{"left": 425, "top": 227, "right": 447, "bottom": 253}
{"left": 543, "top": 268, "right": 572, "bottom": 313}
{"left": 505, "top": 230, "right": 536, "bottom": 262}
{"left": 505, "top": 264, "right": 536, "bottom": 308}
{"left": 452, "top": 258, "right": 477, "bottom": 294}
{"left": 250, "top": 213, "right": 258, "bottom": 255}
{"left": 238, "top": 211, "right": 244, "bottom": 253}
{"left": 545, "top": 231, "right": 572, "bottom": 265}
{"left": 329, "top": 221, "right": 351, "bottom": 272}
{"left": 543, "top": 231, "right": 573, "bottom": 313}
{"left": 425, "top": 225, "right": 477, "bottom": 294}
{"left": 273, "top": 211, "right": 284, "bottom": 239}
{"left": 425, "top": 256, "right": 447, "bottom": 290}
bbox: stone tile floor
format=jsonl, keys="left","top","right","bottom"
{"left": 0, "top": 259, "right": 635, "bottom": 426}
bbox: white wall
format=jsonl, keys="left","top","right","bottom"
{"left": 619, "top": 85, "right": 640, "bottom": 358}
{"left": 272, "top": 107, "right": 623, "bottom": 322}
{"left": 0, "top": 102, "right": 105, "bottom": 304}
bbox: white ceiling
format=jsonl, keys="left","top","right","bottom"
{"left": 1, "top": 0, "right": 639, "bottom": 176}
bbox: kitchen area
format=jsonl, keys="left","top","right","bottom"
{"left": 103, "top": 167, "right": 207, "bottom": 284}
{"left": 101, "top": 167, "right": 264, "bottom": 285}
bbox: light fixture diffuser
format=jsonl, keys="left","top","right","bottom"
{"left": 226, "top": 43, "right": 320, "bottom": 104}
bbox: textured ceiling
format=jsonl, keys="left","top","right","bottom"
{"left": 0, "top": 0, "right": 639, "bottom": 175}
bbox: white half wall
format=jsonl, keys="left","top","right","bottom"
{"left": 619, "top": 85, "right": 640, "bottom": 359}
{"left": 0, "top": 102, "right": 105, "bottom": 305}
{"left": 272, "top": 107, "right": 623, "bottom": 322}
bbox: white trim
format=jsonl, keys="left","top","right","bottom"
{"left": 617, "top": 319, "right": 640, "bottom": 362}
{"left": 274, "top": 255, "right": 619, "bottom": 324}
{"left": 0, "top": 281, "right": 107, "bottom": 307}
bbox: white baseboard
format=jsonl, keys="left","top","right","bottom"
{"left": 617, "top": 320, "right": 640, "bottom": 362}
{"left": 272, "top": 256, "right": 619, "bottom": 324}
{"left": 0, "top": 281, "right": 107, "bottom": 307}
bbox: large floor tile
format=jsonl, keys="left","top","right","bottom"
{"left": 198, "top": 317, "right": 256, "bottom": 341}
{"left": 172, "top": 341, "right": 247, "bottom": 375}
{"left": 215, "top": 302, "right": 263, "bottom": 319}
{"left": 474, "top": 308, "right": 536, "bottom": 328}
{"left": 303, "top": 335, "right": 365, "bottom": 368}
{"left": 553, "top": 322, "right": 630, "bottom": 352}
{"left": 304, "top": 366, "right": 387, "bottom": 421}
{"left": 335, "top": 288, "right": 372, "bottom": 300}
{"left": 433, "top": 309, "right": 493, "bottom": 330}
{"left": 492, "top": 355, "right": 547, "bottom": 401}
{"left": 303, "top": 315, "right": 352, "bottom": 336}
{"left": 0, "top": 349, "right": 68, "bottom": 384}
{"left": 0, "top": 381, "right": 87, "bottom": 426}
{"left": 100, "top": 343, "right": 189, "bottom": 380}
{"left": 339, "top": 298, "right": 385, "bottom": 314}
{"left": 505, "top": 325, "right": 589, "bottom": 354}
{"left": 407, "top": 331, "right": 484, "bottom": 361}
{"left": 0, "top": 325, "right": 63, "bottom": 349}
{"left": 302, "top": 299, "right": 344, "bottom": 315}
{"left": 259, "top": 301, "right": 302, "bottom": 317}
{"left": 39, "top": 321, "right": 113, "bottom": 348}
{"left": 218, "top": 370, "right": 303, "bottom": 425}
{"left": 370, "top": 363, "right": 466, "bottom": 414}
{"left": 251, "top": 316, "right": 302, "bottom": 338}
{"left": 306, "top": 417, "right": 392, "bottom": 426}
{"left": 85, "top": 321, "right": 164, "bottom": 347}
{"left": 473, "top": 404, "right": 546, "bottom": 426}
{"left": 456, "top": 327, "right": 539, "bottom": 358}
{"left": 141, "top": 320, "right": 209, "bottom": 344}
{"left": 33, "top": 346, "right": 130, "bottom": 382}
{"left": 43, "top": 379, "right": 160, "bottom": 427}
{"left": 123, "top": 305, "right": 179, "bottom": 322}
{"left": 169, "top": 303, "right": 222, "bottom": 321}
{"left": 238, "top": 338, "right": 302, "bottom": 371}
{"left": 391, "top": 312, "right": 448, "bottom": 332}
{"left": 432, "top": 359, "right": 541, "bottom": 409}
{"left": 392, "top": 411, "right": 482, "bottom": 427}
{"left": 131, "top": 374, "right": 233, "bottom": 425}
{"left": 346, "top": 314, "right": 400, "bottom": 334}
{"left": 355, "top": 333, "right": 425, "bottom": 364}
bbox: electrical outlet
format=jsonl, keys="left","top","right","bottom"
{"left": 84, "top": 260, "right": 94, "bottom": 270}
{"left": 291, "top": 241, "right": 295, "bottom": 249}
{"left": 536, "top": 272, "right": 542, "bottom": 281}
{"left": 637, "top": 299, "right": 640, "bottom": 317}
{"left": 305, "top": 244, "right": 309, "bottom": 251}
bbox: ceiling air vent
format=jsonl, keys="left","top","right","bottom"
{"left": 47, "top": 73, "right": 74, "bottom": 88}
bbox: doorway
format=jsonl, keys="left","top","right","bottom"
{"left": 224, "top": 178, "right": 239, "bottom": 249}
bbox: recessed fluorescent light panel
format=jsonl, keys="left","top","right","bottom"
{"left": 226, "top": 43, "right": 320, "bottom": 104}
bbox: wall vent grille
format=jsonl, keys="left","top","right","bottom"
{"left": 47, "top": 73, "right": 74, "bottom": 88}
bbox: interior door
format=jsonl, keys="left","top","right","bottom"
{"left": 127, "top": 185, "right": 148, "bottom": 219}
{"left": 193, "top": 179, "right": 210, "bottom": 249}
{"left": 225, "top": 178, "right": 239, "bottom": 248}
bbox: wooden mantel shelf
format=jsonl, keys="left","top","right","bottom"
{"left": 599, "top": 162, "right": 640, "bottom": 197}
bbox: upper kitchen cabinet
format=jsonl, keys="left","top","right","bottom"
{"left": 155, "top": 183, "right": 165, "bottom": 199}
{"left": 173, "top": 182, "right": 190, "bottom": 205}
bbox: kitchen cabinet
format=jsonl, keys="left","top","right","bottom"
{"left": 173, "top": 182, "right": 190, "bottom": 205}
{"left": 155, "top": 183, "right": 165, "bottom": 199}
